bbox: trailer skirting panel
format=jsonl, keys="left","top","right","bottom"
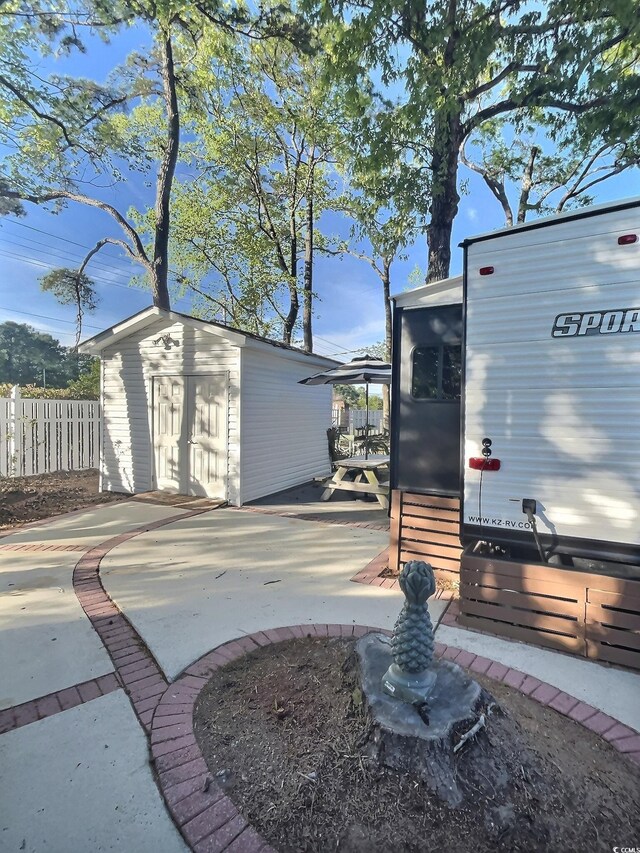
{"left": 390, "top": 490, "right": 462, "bottom": 581}
{"left": 460, "top": 550, "right": 640, "bottom": 671}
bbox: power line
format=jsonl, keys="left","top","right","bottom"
{"left": 0, "top": 240, "right": 134, "bottom": 282}
{"left": 0, "top": 303, "right": 373, "bottom": 358}
{"left": 0, "top": 248, "right": 139, "bottom": 292}
{"left": 3, "top": 218, "right": 131, "bottom": 259}
{"left": 0, "top": 247, "right": 192, "bottom": 311}
{"left": 0, "top": 231, "right": 137, "bottom": 278}
{"left": 312, "top": 332, "right": 381, "bottom": 357}
{"left": 313, "top": 334, "right": 345, "bottom": 349}
{"left": 0, "top": 305, "right": 103, "bottom": 330}
{"left": 322, "top": 348, "right": 364, "bottom": 357}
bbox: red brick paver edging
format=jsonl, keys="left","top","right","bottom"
{"left": 350, "top": 547, "right": 396, "bottom": 588}
{"left": 0, "top": 673, "right": 122, "bottom": 734}
{"left": 149, "top": 626, "right": 640, "bottom": 853}
{"left": 0, "top": 542, "right": 89, "bottom": 552}
{"left": 3, "top": 503, "right": 637, "bottom": 853}
{"left": 0, "top": 507, "right": 213, "bottom": 737}
{"left": 350, "top": 549, "right": 456, "bottom": 616}
{"left": 72, "top": 507, "right": 213, "bottom": 733}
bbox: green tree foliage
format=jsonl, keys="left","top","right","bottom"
{"left": 0, "top": 321, "right": 94, "bottom": 387}
{"left": 0, "top": 1, "right": 173, "bottom": 309}
{"left": 40, "top": 268, "right": 99, "bottom": 348}
{"left": 65, "top": 357, "right": 100, "bottom": 399}
{"left": 334, "top": 180, "right": 418, "bottom": 358}
{"left": 0, "top": 1, "right": 310, "bottom": 322}
{"left": 169, "top": 35, "right": 343, "bottom": 347}
{"left": 333, "top": 384, "right": 382, "bottom": 409}
{"left": 461, "top": 115, "right": 640, "bottom": 226}
{"left": 312, "top": 0, "right": 640, "bottom": 281}
{"left": 333, "top": 383, "right": 360, "bottom": 405}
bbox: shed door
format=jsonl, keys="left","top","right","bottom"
{"left": 394, "top": 304, "right": 462, "bottom": 495}
{"left": 187, "top": 375, "right": 226, "bottom": 497}
{"left": 153, "top": 374, "right": 227, "bottom": 498}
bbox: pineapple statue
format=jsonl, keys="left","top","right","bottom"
{"left": 382, "top": 560, "right": 437, "bottom": 705}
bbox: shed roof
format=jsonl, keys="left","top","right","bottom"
{"left": 78, "top": 306, "right": 341, "bottom": 368}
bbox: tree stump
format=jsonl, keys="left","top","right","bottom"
{"left": 354, "top": 633, "right": 498, "bottom": 807}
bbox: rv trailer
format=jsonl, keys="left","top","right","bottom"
{"left": 390, "top": 197, "right": 640, "bottom": 669}
{"left": 389, "top": 276, "right": 464, "bottom": 582}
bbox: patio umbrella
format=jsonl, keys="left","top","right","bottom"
{"left": 299, "top": 354, "right": 392, "bottom": 459}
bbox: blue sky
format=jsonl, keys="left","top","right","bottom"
{"left": 1, "top": 23, "right": 638, "bottom": 359}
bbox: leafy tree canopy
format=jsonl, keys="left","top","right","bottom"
{"left": 0, "top": 321, "right": 95, "bottom": 387}
{"left": 310, "top": 0, "right": 640, "bottom": 280}
{"left": 0, "top": 0, "right": 313, "bottom": 321}
{"left": 333, "top": 383, "right": 382, "bottom": 409}
{"left": 461, "top": 112, "right": 640, "bottom": 226}
{"left": 166, "top": 33, "right": 345, "bottom": 345}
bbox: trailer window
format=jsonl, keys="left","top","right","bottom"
{"left": 441, "top": 345, "right": 462, "bottom": 400}
{"left": 412, "top": 346, "right": 439, "bottom": 398}
{"left": 412, "top": 345, "right": 461, "bottom": 401}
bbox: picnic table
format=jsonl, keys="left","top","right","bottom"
{"left": 321, "top": 454, "right": 390, "bottom": 509}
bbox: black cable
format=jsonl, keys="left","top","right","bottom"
{"left": 478, "top": 459, "right": 486, "bottom": 545}
{"left": 1, "top": 234, "right": 136, "bottom": 278}
{"left": 0, "top": 305, "right": 102, "bottom": 330}
{"left": 4, "top": 218, "right": 114, "bottom": 251}
{"left": 524, "top": 507, "right": 547, "bottom": 564}
{"left": 0, "top": 249, "right": 135, "bottom": 291}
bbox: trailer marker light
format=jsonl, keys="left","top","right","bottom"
{"left": 618, "top": 234, "right": 638, "bottom": 245}
{"left": 469, "top": 457, "right": 500, "bottom": 471}
{"left": 479, "top": 266, "right": 494, "bottom": 275}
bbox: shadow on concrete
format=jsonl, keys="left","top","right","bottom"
{"left": 247, "top": 480, "right": 390, "bottom": 529}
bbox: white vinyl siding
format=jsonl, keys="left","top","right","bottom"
{"left": 101, "top": 318, "right": 240, "bottom": 503}
{"left": 463, "top": 204, "right": 640, "bottom": 547}
{"left": 239, "top": 347, "right": 332, "bottom": 503}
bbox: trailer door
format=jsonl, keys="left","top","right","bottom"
{"left": 393, "top": 304, "right": 462, "bottom": 495}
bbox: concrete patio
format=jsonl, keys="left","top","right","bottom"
{"left": 246, "top": 480, "right": 390, "bottom": 528}
{"left": 0, "top": 496, "right": 638, "bottom": 852}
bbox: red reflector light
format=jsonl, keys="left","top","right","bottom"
{"left": 469, "top": 457, "right": 501, "bottom": 470}
{"left": 479, "top": 266, "right": 494, "bottom": 275}
{"left": 618, "top": 234, "right": 638, "bottom": 245}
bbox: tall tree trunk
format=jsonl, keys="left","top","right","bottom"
{"left": 303, "top": 168, "right": 314, "bottom": 352}
{"left": 152, "top": 32, "right": 179, "bottom": 311}
{"left": 382, "top": 257, "right": 392, "bottom": 431}
{"left": 426, "top": 111, "right": 462, "bottom": 284}
{"left": 517, "top": 146, "right": 539, "bottom": 224}
{"left": 283, "top": 210, "right": 299, "bottom": 345}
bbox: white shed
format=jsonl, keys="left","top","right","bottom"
{"left": 79, "top": 307, "right": 338, "bottom": 505}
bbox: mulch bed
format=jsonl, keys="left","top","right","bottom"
{"left": 194, "top": 636, "right": 640, "bottom": 853}
{"left": 0, "top": 469, "right": 128, "bottom": 530}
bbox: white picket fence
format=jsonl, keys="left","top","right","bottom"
{"left": 0, "top": 387, "right": 101, "bottom": 478}
{"left": 331, "top": 408, "right": 384, "bottom": 433}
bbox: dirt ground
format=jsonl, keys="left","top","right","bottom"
{"left": 380, "top": 560, "right": 460, "bottom": 596}
{"left": 194, "top": 636, "right": 640, "bottom": 853}
{"left": 0, "top": 469, "right": 128, "bottom": 530}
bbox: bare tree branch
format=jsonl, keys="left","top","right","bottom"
{"left": 3, "top": 187, "right": 151, "bottom": 268}
{"left": 78, "top": 237, "right": 138, "bottom": 273}
{"left": 0, "top": 74, "right": 74, "bottom": 148}
{"left": 558, "top": 167, "right": 623, "bottom": 210}
{"left": 460, "top": 137, "right": 513, "bottom": 226}
{"left": 464, "top": 93, "right": 609, "bottom": 137}
{"left": 463, "top": 62, "right": 540, "bottom": 101}
{"left": 517, "top": 145, "right": 539, "bottom": 223}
